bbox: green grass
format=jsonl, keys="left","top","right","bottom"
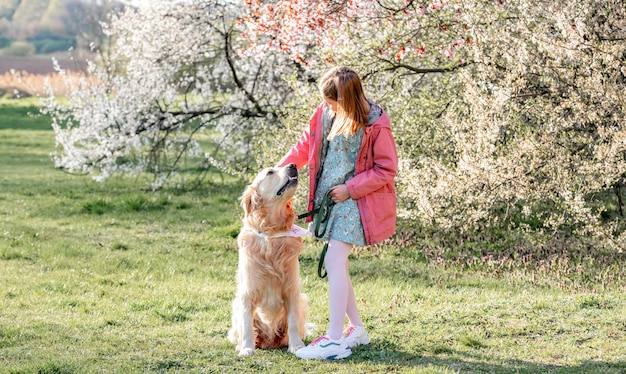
{"left": 0, "top": 97, "right": 52, "bottom": 130}
{"left": 1, "top": 99, "right": 625, "bottom": 373}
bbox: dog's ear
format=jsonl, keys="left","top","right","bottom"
{"left": 241, "top": 186, "right": 263, "bottom": 216}
{"left": 241, "top": 186, "right": 254, "bottom": 216}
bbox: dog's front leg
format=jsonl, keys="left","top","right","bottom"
{"left": 239, "top": 296, "right": 256, "bottom": 356}
{"left": 286, "top": 295, "right": 305, "bottom": 354}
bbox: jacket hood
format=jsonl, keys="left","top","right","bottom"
{"left": 367, "top": 99, "right": 383, "bottom": 126}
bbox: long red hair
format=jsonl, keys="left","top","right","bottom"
{"left": 318, "top": 66, "right": 370, "bottom": 138}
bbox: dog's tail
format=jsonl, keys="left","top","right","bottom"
{"left": 255, "top": 318, "right": 289, "bottom": 349}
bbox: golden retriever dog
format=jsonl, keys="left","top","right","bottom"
{"left": 228, "top": 163, "right": 310, "bottom": 356}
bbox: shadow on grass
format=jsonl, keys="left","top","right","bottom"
{"left": 349, "top": 340, "right": 625, "bottom": 373}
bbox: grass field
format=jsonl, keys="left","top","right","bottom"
{"left": 0, "top": 97, "right": 625, "bottom": 373}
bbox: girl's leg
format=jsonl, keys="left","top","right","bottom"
{"left": 345, "top": 270, "right": 363, "bottom": 328}
{"left": 324, "top": 239, "right": 354, "bottom": 340}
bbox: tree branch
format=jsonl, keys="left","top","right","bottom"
{"left": 223, "top": 29, "right": 267, "bottom": 116}
{"left": 378, "top": 57, "right": 469, "bottom": 74}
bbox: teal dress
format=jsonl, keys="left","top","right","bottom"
{"left": 313, "top": 101, "right": 382, "bottom": 246}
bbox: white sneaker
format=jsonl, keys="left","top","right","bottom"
{"left": 343, "top": 325, "right": 370, "bottom": 348}
{"left": 295, "top": 335, "right": 351, "bottom": 360}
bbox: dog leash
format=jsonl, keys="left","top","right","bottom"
{"left": 297, "top": 191, "right": 335, "bottom": 278}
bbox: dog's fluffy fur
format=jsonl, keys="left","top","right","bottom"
{"left": 228, "top": 163, "right": 309, "bottom": 356}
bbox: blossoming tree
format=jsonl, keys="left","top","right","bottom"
{"left": 242, "top": 0, "right": 626, "bottom": 250}
{"left": 43, "top": 0, "right": 309, "bottom": 188}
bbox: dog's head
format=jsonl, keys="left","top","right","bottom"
{"left": 241, "top": 163, "right": 299, "bottom": 225}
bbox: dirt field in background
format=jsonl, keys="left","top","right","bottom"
{"left": 0, "top": 56, "right": 92, "bottom": 97}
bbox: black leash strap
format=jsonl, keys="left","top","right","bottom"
{"left": 297, "top": 209, "right": 317, "bottom": 220}
{"left": 317, "top": 242, "right": 329, "bottom": 278}
{"left": 297, "top": 191, "right": 335, "bottom": 278}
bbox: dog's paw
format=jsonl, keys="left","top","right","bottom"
{"left": 288, "top": 340, "right": 305, "bottom": 354}
{"left": 238, "top": 347, "right": 255, "bottom": 357}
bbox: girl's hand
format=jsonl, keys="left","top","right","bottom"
{"left": 329, "top": 184, "right": 351, "bottom": 203}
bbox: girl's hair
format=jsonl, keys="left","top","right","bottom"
{"left": 319, "top": 66, "right": 370, "bottom": 139}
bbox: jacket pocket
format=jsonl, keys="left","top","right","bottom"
{"left": 360, "top": 191, "right": 396, "bottom": 245}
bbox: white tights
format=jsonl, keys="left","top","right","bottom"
{"left": 324, "top": 239, "right": 363, "bottom": 340}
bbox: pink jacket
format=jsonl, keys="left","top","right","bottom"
{"left": 278, "top": 103, "right": 398, "bottom": 245}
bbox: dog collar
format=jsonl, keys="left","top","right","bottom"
{"left": 242, "top": 224, "right": 310, "bottom": 239}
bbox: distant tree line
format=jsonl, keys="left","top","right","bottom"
{"left": 0, "top": 0, "right": 125, "bottom": 56}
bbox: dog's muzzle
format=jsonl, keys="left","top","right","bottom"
{"left": 276, "top": 164, "right": 299, "bottom": 196}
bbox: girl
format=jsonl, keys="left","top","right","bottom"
{"left": 277, "top": 66, "right": 398, "bottom": 360}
